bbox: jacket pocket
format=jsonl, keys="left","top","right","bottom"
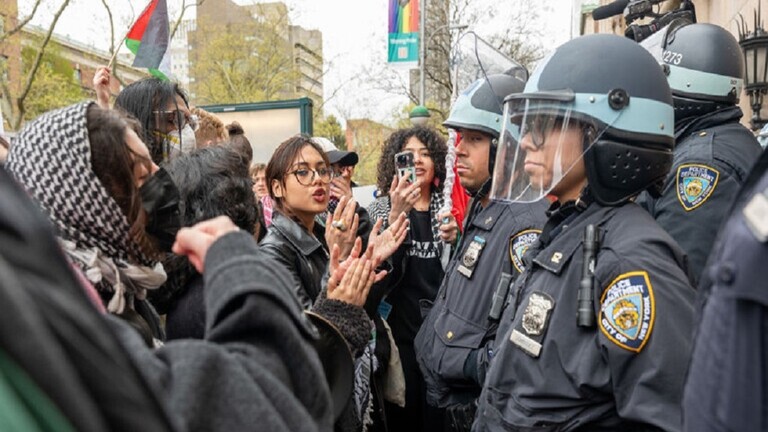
{"left": 433, "top": 307, "right": 487, "bottom": 383}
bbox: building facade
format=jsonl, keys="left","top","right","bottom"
{"left": 189, "top": 0, "right": 324, "bottom": 107}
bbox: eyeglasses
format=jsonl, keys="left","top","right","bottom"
{"left": 287, "top": 167, "right": 334, "bottom": 186}
{"left": 153, "top": 110, "right": 199, "bottom": 132}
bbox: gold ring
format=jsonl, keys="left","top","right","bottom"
{"left": 332, "top": 220, "right": 347, "bottom": 232}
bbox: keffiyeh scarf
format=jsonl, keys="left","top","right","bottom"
{"left": 5, "top": 102, "right": 165, "bottom": 309}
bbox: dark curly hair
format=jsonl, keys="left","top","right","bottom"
{"left": 150, "top": 145, "right": 257, "bottom": 313}
{"left": 376, "top": 125, "right": 447, "bottom": 194}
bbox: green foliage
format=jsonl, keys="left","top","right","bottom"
{"left": 191, "top": 13, "right": 301, "bottom": 105}
{"left": 353, "top": 140, "right": 382, "bottom": 187}
{"left": 314, "top": 114, "right": 346, "bottom": 149}
{"left": 20, "top": 45, "right": 84, "bottom": 123}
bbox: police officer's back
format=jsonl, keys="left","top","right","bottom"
{"left": 413, "top": 71, "right": 547, "bottom": 430}
{"left": 473, "top": 34, "right": 696, "bottom": 431}
{"left": 637, "top": 23, "right": 762, "bottom": 283}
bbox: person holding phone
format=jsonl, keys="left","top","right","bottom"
{"left": 367, "top": 125, "right": 459, "bottom": 432}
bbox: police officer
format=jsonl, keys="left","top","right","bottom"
{"left": 683, "top": 145, "right": 768, "bottom": 432}
{"left": 637, "top": 23, "right": 762, "bottom": 284}
{"left": 414, "top": 70, "right": 548, "bottom": 431}
{"left": 473, "top": 34, "right": 697, "bottom": 431}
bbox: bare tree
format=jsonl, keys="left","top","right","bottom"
{"left": 0, "top": 0, "right": 43, "bottom": 45}
{"left": 3, "top": 0, "right": 73, "bottom": 130}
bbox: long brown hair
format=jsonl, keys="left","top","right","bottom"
{"left": 87, "top": 105, "right": 158, "bottom": 261}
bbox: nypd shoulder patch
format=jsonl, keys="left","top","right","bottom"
{"left": 509, "top": 229, "right": 542, "bottom": 273}
{"left": 599, "top": 271, "right": 655, "bottom": 353}
{"left": 676, "top": 164, "right": 720, "bottom": 211}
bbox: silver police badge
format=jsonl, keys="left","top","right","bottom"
{"left": 521, "top": 292, "right": 555, "bottom": 336}
{"left": 457, "top": 236, "right": 486, "bottom": 278}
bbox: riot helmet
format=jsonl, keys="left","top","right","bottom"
{"left": 490, "top": 34, "right": 675, "bottom": 206}
{"left": 444, "top": 70, "right": 526, "bottom": 196}
{"left": 641, "top": 22, "right": 744, "bottom": 123}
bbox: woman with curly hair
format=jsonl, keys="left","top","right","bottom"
{"left": 367, "top": 125, "right": 459, "bottom": 431}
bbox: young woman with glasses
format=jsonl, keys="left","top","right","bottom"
{"left": 260, "top": 134, "right": 410, "bottom": 429}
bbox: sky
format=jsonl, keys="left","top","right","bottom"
{"left": 20, "top": 0, "right": 573, "bottom": 125}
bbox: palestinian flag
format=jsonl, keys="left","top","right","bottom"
{"left": 126, "top": 0, "right": 172, "bottom": 80}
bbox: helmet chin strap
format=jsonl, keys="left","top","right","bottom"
{"left": 467, "top": 137, "right": 498, "bottom": 199}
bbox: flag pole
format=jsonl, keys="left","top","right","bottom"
{"left": 107, "top": 31, "right": 129, "bottom": 70}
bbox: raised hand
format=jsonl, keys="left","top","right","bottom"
{"left": 172, "top": 216, "right": 241, "bottom": 273}
{"left": 324, "top": 195, "right": 359, "bottom": 260}
{"left": 327, "top": 256, "right": 376, "bottom": 307}
{"left": 367, "top": 212, "right": 409, "bottom": 266}
{"left": 387, "top": 174, "right": 422, "bottom": 224}
{"left": 93, "top": 66, "right": 112, "bottom": 109}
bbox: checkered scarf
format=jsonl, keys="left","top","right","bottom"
{"left": 6, "top": 102, "right": 153, "bottom": 268}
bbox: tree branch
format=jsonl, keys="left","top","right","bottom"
{"left": 13, "top": 0, "right": 73, "bottom": 129}
{"left": 0, "top": 0, "right": 43, "bottom": 45}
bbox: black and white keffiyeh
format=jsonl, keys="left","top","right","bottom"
{"left": 6, "top": 102, "right": 152, "bottom": 267}
{"left": 5, "top": 101, "right": 169, "bottom": 317}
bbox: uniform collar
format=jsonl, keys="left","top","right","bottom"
{"left": 675, "top": 106, "right": 743, "bottom": 139}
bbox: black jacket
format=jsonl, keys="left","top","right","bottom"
{"left": 637, "top": 107, "right": 762, "bottom": 284}
{"left": 474, "top": 201, "right": 696, "bottom": 431}
{"left": 260, "top": 212, "right": 330, "bottom": 309}
{"left": 0, "top": 168, "right": 334, "bottom": 432}
{"left": 259, "top": 211, "right": 371, "bottom": 356}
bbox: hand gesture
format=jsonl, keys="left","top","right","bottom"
{"left": 387, "top": 174, "right": 422, "bottom": 224}
{"left": 93, "top": 66, "right": 112, "bottom": 109}
{"left": 324, "top": 195, "right": 359, "bottom": 260}
{"left": 329, "top": 176, "right": 353, "bottom": 201}
{"left": 172, "top": 216, "right": 241, "bottom": 273}
{"left": 367, "top": 212, "right": 409, "bottom": 266}
{"left": 326, "top": 256, "right": 376, "bottom": 307}
{"left": 437, "top": 211, "right": 459, "bottom": 244}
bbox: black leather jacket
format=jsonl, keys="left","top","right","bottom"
{"left": 260, "top": 212, "right": 329, "bottom": 309}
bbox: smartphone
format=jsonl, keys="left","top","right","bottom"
{"left": 394, "top": 151, "right": 416, "bottom": 184}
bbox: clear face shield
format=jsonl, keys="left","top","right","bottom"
{"left": 490, "top": 91, "right": 619, "bottom": 203}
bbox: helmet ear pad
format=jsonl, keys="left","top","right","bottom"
{"left": 583, "top": 135, "right": 673, "bottom": 205}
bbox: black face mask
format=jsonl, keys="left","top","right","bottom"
{"left": 139, "top": 168, "right": 182, "bottom": 252}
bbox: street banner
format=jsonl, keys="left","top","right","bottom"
{"left": 388, "top": 0, "right": 420, "bottom": 64}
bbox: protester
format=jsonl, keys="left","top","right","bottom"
{"left": 313, "top": 136, "right": 373, "bottom": 252}
{"left": 94, "top": 67, "right": 196, "bottom": 163}
{"left": 6, "top": 102, "right": 170, "bottom": 346}
{"left": 414, "top": 71, "right": 547, "bottom": 432}
{"left": 0, "top": 159, "right": 338, "bottom": 430}
{"left": 147, "top": 146, "right": 258, "bottom": 340}
{"left": 250, "top": 162, "right": 269, "bottom": 199}
{"left": 473, "top": 34, "right": 696, "bottom": 431}
{"left": 260, "top": 134, "right": 410, "bottom": 430}
{"left": 637, "top": 23, "right": 762, "bottom": 284}
{"left": 367, "top": 125, "right": 458, "bottom": 431}
{"left": 192, "top": 107, "right": 228, "bottom": 148}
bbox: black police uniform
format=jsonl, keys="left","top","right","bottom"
{"left": 414, "top": 198, "right": 547, "bottom": 409}
{"left": 683, "top": 148, "right": 768, "bottom": 432}
{"left": 637, "top": 106, "right": 761, "bottom": 283}
{"left": 473, "top": 200, "right": 697, "bottom": 431}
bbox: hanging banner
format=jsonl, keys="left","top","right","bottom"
{"left": 388, "top": 0, "right": 420, "bottom": 64}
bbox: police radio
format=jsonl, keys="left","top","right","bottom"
{"left": 577, "top": 224, "right": 600, "bottom": 328}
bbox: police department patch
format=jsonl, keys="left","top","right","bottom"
{"left": 509, "top": 229, "right": 541, "bottom": 273}
{"left": 599, "top": 271, "right": 655, "bottom": 353}
{"left": 676, "top": 164, "right": 720, "bottom": 211}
